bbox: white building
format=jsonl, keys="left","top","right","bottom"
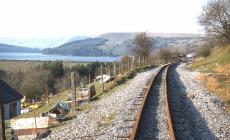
{"left": 0, "top": 80, "right": 23, "bottom": 120}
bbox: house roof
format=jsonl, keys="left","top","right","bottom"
{"left": 0, "top": 80, "right": 23, "bottom": 104}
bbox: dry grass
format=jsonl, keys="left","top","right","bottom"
{"left": 198, "top": 74, "right": 230, "bottom": 111}
{"left": 214, "top": 64, "right": 230, "bottom": 75}
{"left": 193, "top": 45, "right": 230, "bottom": 111}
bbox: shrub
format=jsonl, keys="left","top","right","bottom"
{"left": 196, "top": 44, "right": 212, "bottom": 58}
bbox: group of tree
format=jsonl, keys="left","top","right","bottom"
{"left": 199, "top": 0, "right": 230, "bottom": 43}
{"left": 133, "top": 32, "right": 185, "bottom": 62}
{"left": 0, "top": 61, "right": 101, "bottom": 102}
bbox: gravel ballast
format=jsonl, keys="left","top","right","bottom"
{"left": 44, "top": 68, "right": 158, "bottom": 140}
{"left": 136, "top": 67, "right": 169, "bottom": 140}
{"left": 174, "top": 63, "right": 230, "bottom": 139}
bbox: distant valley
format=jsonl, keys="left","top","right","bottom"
{"left": 0, "top": 33, "right": 203, "bottom": 56}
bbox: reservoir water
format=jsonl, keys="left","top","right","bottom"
{"left": 0, "top": 53, "right": 120, "bottom": 62}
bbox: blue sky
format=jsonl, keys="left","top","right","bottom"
{"left": 0, "top": 0, "right": 208, "bottom": 38}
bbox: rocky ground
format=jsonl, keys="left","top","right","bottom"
{"left": 136, "top": 67, "right": 169, "bottom": 140}
{"left": 43, "top": 63, "right": 230, "bottom": 140}
{"left": 174, "top": 63, "right": 230, "bottom": 139}
{"left": 44, "top": 68, "right": 159, "bottom": 140}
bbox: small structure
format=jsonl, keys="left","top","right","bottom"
{"left": 0, "top": 80, "right": 23, "bottom": 120}
{"left": 96, "top": 74, "right": 113, "bottom": 83}
{"left": 186, "top": 52, "right": 196, "bottom": 61}
{"left": 79, "top": 85, "right": 96, "bottom": 100}
{"left": 49, "top": 101, "right": 70, "bottom": 120}
{"left": 10, "top": 117, "right": 49, "bottom": 140}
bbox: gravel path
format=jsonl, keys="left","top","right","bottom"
{"left": 136, "top": 67, "right": 169, "bottom": 140}
{"left": 44, "top": 68, "right": 158, "bottom": 140}
{"left": 173, "top": 63, "right": 230, "bottom": 140}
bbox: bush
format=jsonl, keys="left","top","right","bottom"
{"left": 116, "top": 76, "right": 127, "bottom": 85}
{"left": 196, "top": 44, "right": 212, "bottom": 58}
{"left": 126, "top": 70, "right": 136, "bottom": 79}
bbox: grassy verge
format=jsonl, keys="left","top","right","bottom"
{"left": 191, "top": 45, "right": 230, "bottom": 111}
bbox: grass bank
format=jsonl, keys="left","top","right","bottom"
{"left": 191, "top": 45, "right": 230, "bottom": 111}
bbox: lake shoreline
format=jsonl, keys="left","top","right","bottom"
{"left": 0, "top": 52, "right": 120, "bottom": 62}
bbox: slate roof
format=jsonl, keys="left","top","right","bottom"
{"left": 0, "top": 80, "right": 23, "bottom": 104}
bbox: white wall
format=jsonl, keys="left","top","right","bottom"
{"left": 3, "top": 100, "right": 21, "bottom": 120}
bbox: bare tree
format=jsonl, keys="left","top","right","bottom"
{"left": 199, "top": 0, "right": 230, "bottom": 42}
{"left": 133, "top": 32, "right": 152, "bottom": 57}
{"left": 157, "top": 48, "right": 172, "bottom": 63}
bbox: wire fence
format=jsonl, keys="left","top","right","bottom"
{"left": 1, "top": 56, "right": 171, "bottom": 140}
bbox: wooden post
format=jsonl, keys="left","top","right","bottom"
{"left": 0, "top": 97, "right": 6, "bottom": 140}
{"left": 121, "top": 61, "right": 123, "bottom": 74}
{"left": 127, "top": 59, "right": 130, "bottom": 72}
{"left": 113, "top": 63, "right": 117, "bottom": 82}
{"left": 100, "top": 65, "right": 104, "bottom": 93}
{"left": 45, "top": 84, "right": 49, "bottom": 129}
{"left": 105, "top": 64, "right": 109, "bottom": 75}
{"left": 88, "top": 74, "right": 91, "bottom": 95}
{"left": 138, "top": 56, "right": 140, "bottom": 67}
{"left": 71, "top": 72, "right": 77, "bottom": 110}
{"left": 32, "top": 100, "right": 37, "bottom": 138}
{"left": 131, "top": 56, "right": 135, "bottom": 70}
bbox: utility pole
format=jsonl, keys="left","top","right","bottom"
{"left": 71, "top": 72, "right": 77, "bottom": 110}
{"left": 100, "top": 65, "right": 104, "bottom": 93}
{"left": 0, "top": 96, "right": 6, "bottom": 140}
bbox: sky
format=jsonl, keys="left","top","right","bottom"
{"left": 0, "top": 0, "right": 208, "bottom": 38}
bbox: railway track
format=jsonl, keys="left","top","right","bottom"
{"left": 130, "top": 64, "right": 175, "bottom": 140}
{"left": 129, "top": 63, "right": 218, "bottom": 140}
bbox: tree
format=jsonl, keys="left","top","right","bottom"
{"left": 41, "top": 61, "right": 64, "bottom": 78}
{"left": 196, "top": 43, "right": 212, "bottom": 58}
{"left": 199, "top": 0, "right": 230, "bottom": 42}
{"left": 157, "top": 48, "right": 172, "bottom": 62}
{"left": 20, "top": 69, "right": 51, "bottom": 100}
{"left": 133, "top": 32, "right": 152, "bottom": 57}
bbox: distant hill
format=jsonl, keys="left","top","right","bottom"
{"left": 42, "top": 38, "right": 114, "bottom": 56}
{"left": 42, "top": 33, "right": 204, "bottom": 56}
{"left": 0, "top": 43, "right": 41, "bottom": 53}
{"left": 0, "top": 36, "right": 87, "bottom": 49}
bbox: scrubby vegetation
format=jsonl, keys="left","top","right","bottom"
{"left": 192, "top": 45, "right": 230, "bottom": 111}
{"left": 0, "top": 61, "right": 101, "bottom": 102}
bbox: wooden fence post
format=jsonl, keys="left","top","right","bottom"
{"left": 138, "top": 56, "right": 141, "bottom": 67}
{"left": 131, "top": 56, "right": 135, "bottom": 70}
{"left": 121, "top": 61, "right": 123, "bottom": 74}
{"left": 113, "top": 62, "right": 117, "bottom": 81}
{"left": 100, "top": 65, "right": 104, "bottom": 93}
{"left": 88, "top": 74, "right": 91, "bottom": 94}
{"left": 0, "top": 97, "right": 6, "bottom": 140}
{"left": 32, "top": 99, "right": 37, "bottom": 137}
{"left": 127, "top": 59, "right": 130, "bottom": 72}
{"left": 71, "top": 72, "right": 77, "bottom": 110}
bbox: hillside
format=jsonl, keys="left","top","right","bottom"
{"left": 0, "top": 37, "right": 82, "bottom": 49}
{"left": 192, "top": 45, "right": 230, "bottom": 110}
{"left": 42, "top": 38, "right": 114, "bottom": 56}
{"left": 42, "top": 33, "right": 203, "bottom": 56}
{"left": 0, "top": 43, "right": 41, "bottom": 53}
